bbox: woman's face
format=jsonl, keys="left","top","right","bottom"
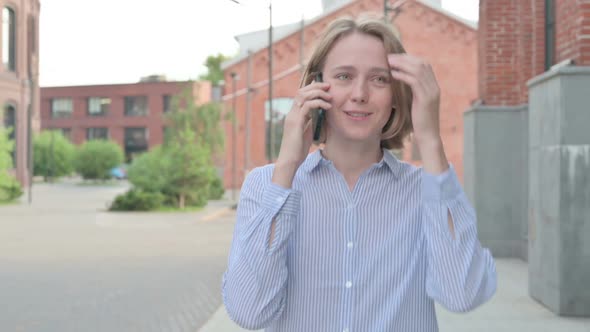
{"left": 322, "top": 32, "right": 394, "bottom": 145}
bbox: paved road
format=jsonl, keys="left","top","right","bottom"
{"left": 0, "top": 181, "right": 236, "bottom": 332}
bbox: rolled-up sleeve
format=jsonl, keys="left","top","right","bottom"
{"left": 222, "top": 166, "right": 301, "bottom": 330}
{"left": 422, "top": 165, "right": 497, "bottom": 312}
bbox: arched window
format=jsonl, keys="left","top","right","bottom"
{"left": 2, "top": 7, "right": 16, "bottom": 72}
{"left": 3, "top": 104, "right": 16, "bottom": 167}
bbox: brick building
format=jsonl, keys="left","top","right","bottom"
{"left": 466, "top": 0, "right": 590, "bottom": 316}
{"left": 40, "top": 79, "right": 211, "bottom": 160}
{"left": 0, "top": 0, "right": 40, "bottom": 187}
{"left": 221, "top": 0, "right": 478, "bottom": 190}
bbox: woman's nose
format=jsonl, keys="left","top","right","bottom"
{"left": 350, "top": 79, "right": 368, "bottom": 104}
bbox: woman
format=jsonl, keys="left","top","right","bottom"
{"left": 222, "top": 15, "right": 496, "bottom": 332}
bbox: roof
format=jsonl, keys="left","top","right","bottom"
{"left": 221, "top": 0, "right": 478, "bottom": 70}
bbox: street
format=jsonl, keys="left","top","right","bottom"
{"left": 0, "top": 181, "right": 235, "bottom": 332}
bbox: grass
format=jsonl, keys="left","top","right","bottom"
{"left": 77, "top": 179, "right": 126, "bottom": 187}
{"left": 0, "top": 199, "right": 19, "bottom": 206}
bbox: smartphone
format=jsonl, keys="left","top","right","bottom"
{"left": 313, "top": 72, "right": 326, "bottom": 141}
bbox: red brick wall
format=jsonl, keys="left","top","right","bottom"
{"left": 478, "top": 0, "right": 523, "bottom": 105}
{"left": 223, "top": 0, "right": 478, "bottom": 188}
{"left": 479, "top": 0, "right": 590, "bottom": 106}
{"left": 0, "top": 0, "right": 41, "bottom": 186}
{"left": 555, "top": 0, "right": 590, "bottom": 65}
{"left": 40, "top": 81, "right": 210, "bottom": 154}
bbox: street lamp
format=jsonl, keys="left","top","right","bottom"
{"left": 230, "top": 72, "right": 239, "bottom": 202}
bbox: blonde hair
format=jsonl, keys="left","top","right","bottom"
{"left": 300, "top": 15, "right": 413, "bottom": 149}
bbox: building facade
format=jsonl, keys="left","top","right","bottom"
{"left": 40, "top": 80, "right": 211, "bottom": 160}
{"left": 0, "top": 0, "right": 40, "bottom": 187}
{"left": 221, "top": 0, "right": 478, "bottom": 190}
{"left": 465, "top": 0, "right": 590, "bottom": 316}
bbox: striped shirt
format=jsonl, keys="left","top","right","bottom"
{"left": 222, "top": 148, "right": 496, "bottom": 331}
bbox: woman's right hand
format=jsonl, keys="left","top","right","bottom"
{"left": 272, "top": 81, "right": 332, "bottom": 188}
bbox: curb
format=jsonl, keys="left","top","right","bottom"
{"left": 201, "top": 207, "right": 233, "bottom": 222}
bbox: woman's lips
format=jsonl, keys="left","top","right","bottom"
{"left": 344, "top": 111, "right": 372, "bottom": 121}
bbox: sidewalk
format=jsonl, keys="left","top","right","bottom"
{"left": 200, "top": 259, "right": 590, "bottom": 332}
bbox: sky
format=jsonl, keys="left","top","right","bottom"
{"left": 39, "top": 0, "right": 478, "bottom": 87}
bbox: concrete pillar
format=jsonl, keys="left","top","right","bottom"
{"left": 464, "top": 105, "right": 528, "bottom": 259}
{"left": 527, "top": 66, "right": 590, "bottom": 316}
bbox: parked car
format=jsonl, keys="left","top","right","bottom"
{"left": 110, "top": 165, "right": 127, "bottom": 180}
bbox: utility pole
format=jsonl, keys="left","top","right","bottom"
{"left": 245, "top": 51, "right": 252, "bottom": 178}
{"left": 268, "top": 0, "right": 274, "bottom": 163}
{"left": 384, "top": 0, "right": 405, "bottom": 21}
{"left": 230, "top": 72, "right": 238, "bottom": 202}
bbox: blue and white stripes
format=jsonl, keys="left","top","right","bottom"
{"left": 222, "top": 149, "right": 496, "bottom": 331}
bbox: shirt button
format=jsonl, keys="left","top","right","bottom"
{"left": 275, "top": 197, "right": 282, "bottom": 203}
{"left": 345, "top": 281, "right": 352, "bottom": 288}
{"left": 343, "top": 329, "right": 349, "bottom": 332}
{"left": 347, "top": 241, "right": 354, "bottom": 249}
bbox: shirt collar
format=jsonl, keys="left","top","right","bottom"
{"left": 301, "top": 148, "right": 403, "bottom": 179}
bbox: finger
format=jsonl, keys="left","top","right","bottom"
{"left": 388, "top": 54, "right": 433, "bottom": 81}
{"left": 388, "top": 53, "right": 422, "bottom": 70}
{"left": 301, "top": 89, "right": 332, "bottom": 103}
{"left": 295, "top": 83, "right": 330, "bottom": 107}
{"left": 390, "top": 69, "right": 426, "bottom": 96}
{"left": 299, "top": 82, "right": 330, "bottom": 93}
{"left": 300, "top": 99, "right": 331, "bottom": 116}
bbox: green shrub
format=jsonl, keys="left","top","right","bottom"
{"left": 109, "top": 189, "right": 165, "bottom": 211}
{"left": 127, "top": 131, "right": 217, "bottom": 209}
{"left": 0, "top": 128, "right": 22, "bottom": 202}
{"left": 0, "top": 178, "right": 23, "bottom": 202}
{"left": 208, "top": 176, "right": 225, "bottom": 200}
{"left": 127, "top": 147, "right": 170, "bottom": 193}
{"left": 33, "top": 131, "right": 76, "bottom": 181}
{"left": 75, "top": 140, "right": 124, "bottom": 180}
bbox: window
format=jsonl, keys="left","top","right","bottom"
{"left": 124, "top": 96, "right": 148, "bottom": 116}
{"left": 545, "top": 0, "right": 555, "bottom": 70}
{"left": 86, "top": 127, "right": 108, "bottom": 140}
{"left": 51, "top": 98, "right": 73, "bottom": 118}
{"left": 3, "top": 104, "right": 16, "bottom": 167}
{"left": 2, "top": 7, "right": 16, "bottom": 71}
{"left": 88, "top": 97, "right": 110, "bottom": 116}
{"left": 163, "top": 95, "right": 172, "bottom": 113}
{"left": 264, "top": 98, "right": 293, "bottom": 161}
{"left": 124, "top": 127, "right": 148, "bottom": 160}
{"left": 61, "top": 128, "right": 72, "bottom": 141}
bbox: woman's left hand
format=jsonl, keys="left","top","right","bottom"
{"left": 387, "top": 54, "right": 441, "bottom": 145}
{"left": 388, "top": 53, "right": 448, "bottom": 174}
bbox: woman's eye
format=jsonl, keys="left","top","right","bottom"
{"left": 374, "top": 76, "right": 390, "bottom": 83}
{"left": 336, "top": 73, "right": 350, "bottom": 80}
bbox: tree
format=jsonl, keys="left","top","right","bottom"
{"left": 165, "top": 86, "right": 224, "bottom": 155}
{"left": 0, "top": 128, "right": 22, "bottom": 202}
{"left": 165, "top": 125, "right": 215, "bottom": 209}
{"left": 75, "top": 140, "right": 124, "bottom": 180}
{"left": 198, "top": 53, "right": 231, "bottom": 86}
{"left": 33, "top": 130, "right": 76, "bottom": 181}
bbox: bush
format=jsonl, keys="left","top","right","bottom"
{"left": 127, "top": 147, "right": 170, "bottom": 193}
{"left": 33, "top": 131, "right": 76, "bottom": 181}
{"left": 0, "top": 128, "right": 22, "bottom": 202}
{"left": 0, "top": 178, "right": 23, "bottom": 202}
{"left": 109, "top": 189, "right": 165, "bottom": 211}
{"left": 75, "top": 140, "right": 124, "bottom": 180}
{"left": 208, "top": 176, "right": 224, "bottom": 200}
